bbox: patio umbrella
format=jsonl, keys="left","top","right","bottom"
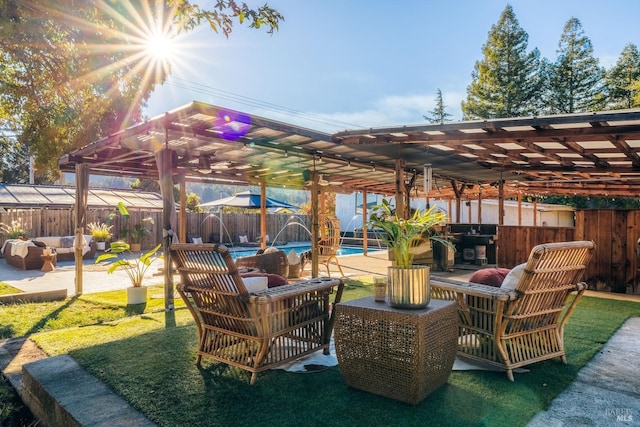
{"left": 200, "top": 191, "right": 298, "bottom": 210}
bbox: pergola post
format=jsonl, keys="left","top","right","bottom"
{"left": 310, "top": 171, "right": 320, "bottom": 277}
{"left": 157, "top": 148, "right": 175, "bottom": 311}
{"left": 74, "top": 163, "right": 89, "bottom": 295}
{"left": 260, "top": 181, "right": 267, "bottom": 249}
{"left": 362, "top": 191, "right": 368, "bottom": 256}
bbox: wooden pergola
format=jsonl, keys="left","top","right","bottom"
{"left": 59, "top": 102, "right": 640, "bottom": 308}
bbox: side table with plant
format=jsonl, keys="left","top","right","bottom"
{"left": 369, "top": 199, "right": 452, "bottom": 309}
{"left": 95, "top": 242, "right": 162, "bottom": 304}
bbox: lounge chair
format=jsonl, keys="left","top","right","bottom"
{"left": 169, "top": 243, "right": 344, "bottom": 384}
{"left": 431, "top": 240, "right": 595, "bottom": 381}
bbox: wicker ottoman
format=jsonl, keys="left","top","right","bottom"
{"left": 334, "top": 297, "right": 458, "bottom": 405}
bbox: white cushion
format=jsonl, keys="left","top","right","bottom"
{"left": 84, "top": 235, "right": 93, "bottom": 245}
{"left": 239, "top": 235, "right": 249, "bottom": 244}
{"left": 37, "top": 236, "right": 62, "bottom": 247}
{"left": 192, "top": 237, "right": 203, "bottom": 244}
{"left": 242, "top": 276, "right": 268, "bottom": 293}
{"left": 500, "top": 263, "right": 526, "bottom": 290}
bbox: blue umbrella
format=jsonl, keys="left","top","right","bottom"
{"left": 200, "top": 191, "right": 298, "bottom": 210}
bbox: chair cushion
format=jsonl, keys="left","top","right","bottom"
{"left": 241, "top": 272, "right": 288, "bottom": 288}
{"left": 242, "top": 276, "right": 269, "bottom": 293}
{"left": 192, "top": 237, "right": 203, "bottom": 244}
{"left": 60, "top": 236, "right": 74, "bottom": 248}
{"left": 501, "top": 263, "right": 526, "bottom": 290}
{"left": 468, "top": 268, "right": 511, "bottom": 287}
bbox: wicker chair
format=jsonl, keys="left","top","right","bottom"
{"left": 235, "top": 249, "right": 289, "bottom": 277}
{"left": 317, "top": 216, "right": 345, "bottom": 277}
{"left": 431, "top": 240, "right": 595, "bottom": 381}
{"left": 169, "top": 243, "right": 344, "bottom": 384}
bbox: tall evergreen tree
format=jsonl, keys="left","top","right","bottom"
{"left": 547, "top": 18, "right": 605, "bottom": 113}
{"left": 424, "top": 89, "right": 453, "bottom": 123}
{"left": 461, "top": 5, "right": 543, "bottom": 119}
{"left": 605, "top": 43, "right": 640, "bottom": 109}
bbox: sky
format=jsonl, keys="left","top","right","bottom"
{"left": 144, "top": 0, "right": 640, "bottom": 134}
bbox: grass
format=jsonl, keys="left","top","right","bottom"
{"left": 0, "top": 282, "right": 21, "bottom": 296}
{"left": 1, "top": 279, "right": 640, "bottom": 426}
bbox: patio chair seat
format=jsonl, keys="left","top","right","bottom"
{"left": 431, "top": 240, "right": 595, "bottom": 381}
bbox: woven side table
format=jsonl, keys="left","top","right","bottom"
{"left": 334, "top": 297, "right": 458, "bottom": 405}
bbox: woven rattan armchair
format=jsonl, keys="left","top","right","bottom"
{"left": 235, "top": 249, "right": 289, "bottom": 277}
{"left": 431, "top": 240, "right": 595, "bottom": 381}
{"left": 317, "top": 216, "right": 345, "bottom": 277}
{"left": 169, "top": 243, "right": 344, "bottom": 384}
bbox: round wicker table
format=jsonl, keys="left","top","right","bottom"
{"left": 334, "top": 297, "right": 458, "bottom": 405}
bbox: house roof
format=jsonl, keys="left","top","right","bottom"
{"left": 0, "top": 184, "right": 164, "bottom": 210}
{"left": 58, "top": 102, "right": 640, "bottom": 200}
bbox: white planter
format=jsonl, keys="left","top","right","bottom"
{"left": 127, "top": 286, "right": 147, "bottom": 305}
{"left": 387, "top": 265, "right": 430, "bottom": 309}
{"left": 96, "top": 241, "right": 106, "bottom": 251}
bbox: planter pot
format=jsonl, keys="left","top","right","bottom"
{"left": 387, "top": 265, "right": 430, "bottom": 309}
{"left": 129, "top": 243, "right": 142, "bottom": 252}
{"left": 127, "top": 286, "right": 147, "bottom": 305}
{"left": 96, "top": 241, "right": 106, "bottom": 251}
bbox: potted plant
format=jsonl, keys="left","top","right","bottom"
{"left": 95, "top": 242, "right": 162, "bottom": 304}
{"left": 0, "top": 220, "right": 28, "bottom": 239}
{"left": 88, "top": 222, "right": 113, "bottom": 251}
{"left": 121, "top": 223, "right": 152, "bottom": 252}
{"left": 368, "top": 199, "right": 451, "bottom": 309}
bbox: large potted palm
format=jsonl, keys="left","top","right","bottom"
{"left": 369, "top": 199, "right": 451, "bottom": 309}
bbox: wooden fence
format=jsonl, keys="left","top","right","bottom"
{"left": 0, "top": 209, "right": 312, "bottom": 249}
{"left": 498, "top": 209, "right": 640, "bottom": 294}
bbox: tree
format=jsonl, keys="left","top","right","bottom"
{"left": 605, "top": 43, "right": 640, "bottom": 109}
{"left": 546, "top": 18, "right": 605, "bottom": 113}
{"left": 186, "top": 192, "right": 202, "bottom": 213}
{"left": 461, "top": 5, "right": 544, "bottom": 119}
{"left": 423, "top": 89, "right": 453, "bottom": 124}
{"left": 0, "top": 1, "right": 283, "bottom": 183}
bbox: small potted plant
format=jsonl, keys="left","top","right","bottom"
{"left": 368, "top": 199, "right": 451, "bottom": 308}
{"left": 88, "top": 222, "right": 113, "bottom": 251}
{"left": 95, "top": 242, "right": 162, "bottom": 304}
{"left": 121, "top": 223, "right": 152, "bottom": 252}
{"left": 0, "top": 220, "right": 28, "bottom": 239}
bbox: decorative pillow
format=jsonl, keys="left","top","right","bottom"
{"left": 501, "top": 263, "right": 527, "bottom": 290}
{"left": 31, "top": 240, "right": 47, "bottom": 248}
{"left": 468, "top": 268, "right": 511, "bottom": 288}
{"left": 60, "top": 236, "right": 74, "bottom": 248}
{"left": 239, "top": 235, "right": 249, "bottom": 244}
{"left": 192, "top": 237, "right": 203, "bottom": 244}
{"left": 242, "top": 276, "right": 269, "bottom": 293}
{"left": 287, "top": 249, "right": 301, "bottom": 265}
{"left": 84, "top": 235, "right": 93, "bottom": 245}
{"left": 241, "top": 272, "right": 288, "bottom": 288}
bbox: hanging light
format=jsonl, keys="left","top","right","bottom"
{"left": 197, "top": 155, "right": 212, "bottom": 174}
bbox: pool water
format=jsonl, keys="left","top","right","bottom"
{"left": 228, "top": 244, "right": 385, "bottom": 259}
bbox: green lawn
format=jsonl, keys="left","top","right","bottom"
{"left": 2, "top": 280, "right": 640, "bottom": 426}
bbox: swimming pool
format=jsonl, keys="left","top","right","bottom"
{"left": 228, "top": 244, "right": 385, "bottom": 259}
